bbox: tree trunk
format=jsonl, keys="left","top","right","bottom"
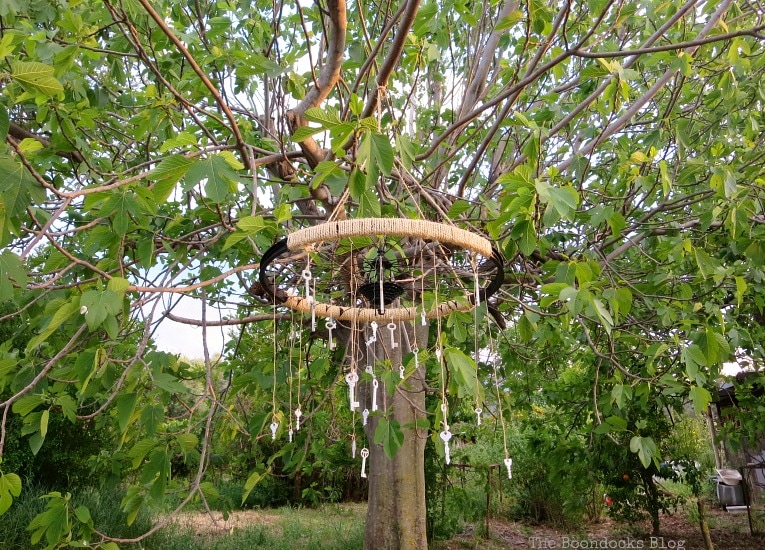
{"left": 697, "top": 498, "right": 715, "bottom": 550}
{"left": 360, "top": 319, "right": 429, "bottom": 550}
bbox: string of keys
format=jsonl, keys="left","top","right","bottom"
{"left": 360, "top": 447, "right": 370, "bottom": 478}
{"left": 346, "top": 370, "right": 360, "bottom": 411}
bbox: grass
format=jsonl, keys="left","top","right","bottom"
{"left": 146, "top": 504, "right": 366, "bottom": 550}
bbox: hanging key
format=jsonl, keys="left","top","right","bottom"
{"left": 270, "top": 421, "right": 279, "bottom": 440}
{"left": 302, "top": 269, "right": 312, "bottom": 299}
{"left": 372, "top": 379, "right": 379, "bottom": 412}
{"left": 399, "top": 364, "right": 405, "bottom": 379}
{"left": 294, "top": 407, "right": 302, "bottom": 430}
{"left": 351, "top": 436, "right": 357, "bottom": 458}
{"left": 421, "top": 309, "right": 427, "bottom": 326}
{"left": 440, "top": 429, "right": 453, "bottom": 465}
{"left": 412, "top": 347, "right": 419, "bottom": 369}
{"left": 387, "top": 323, "right": 398, "bottom": 349}
{"left": 360, "top": 448, "right": 369, "bottom": 478}
{"left": 308, "top": 296, "right": 316, "bottom": 332}
{"left": 288, "top": 428, "right": 294, "bottom": 443}
{"left": 474, "top": 268, "right": 481, "bottom": 307}
{"left": 346, "top": 371, "right": 360, "bottom": 410}
{"left": 326, "top": 318, "right": 337, "bottom": 350}
{"left": 365, "top": 364, "right": 374, "bottom": 376}
{"left": 475, "top": 407, "right": 483, "bottom": 426}
{"left": 366, "top": 321, "right": 378, "bottom": 347}
{"left": 362, "top": 408, "right": 369, "bottom": 426}
{"left": 504, "top": 457, "right": 513, "bottom": 479}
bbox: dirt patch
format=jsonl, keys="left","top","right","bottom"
{"left": 440, "top": 507, "right": 765, "bottom": 549}
{"left": 171, "top": 509, "right": 281, "bottom": 539}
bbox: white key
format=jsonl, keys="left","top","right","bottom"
{"left": 371, "top": 379, "right": 379, "bottom": 412}
{"left": 399, "top": 364, "right": 405, "bottom": 379}
{"left": 440, "top": 430, "right": 452, "bottom": 465}
{"left": 346, "top": 371, "right": 360, "bottom": 410}
{"left": 387, "top": 322, "right": 398, "bottom": 349}
{"left": 366, "top": 321, "right": 378, "bottom": 347}
{"left": 362, "top": 408, "right": 369, "bottom": 425}
{"left": 421, "top": 310, "right": 427, "bottom": 326}
{"left": 302, "top": 269, "right": 312, "bottom": 298}
{"left": 326, "top": 319, "right": 337, "bottom": 350}
{"left": 412, "top": 347, "right": 419, "bottom": 369}
{"left": 351, "top": 437, "right": 357, "bottom": 458}
{"left": 475, "top": 407, "right": 483, "bottom": 426}
{"left": 474, "top": 270, "right": 481, "bottom": 307}
{"left": 504, "top": 457, "right": 513, "bottom": 479}
{"left": 360, "top": 447, "right": 369, "bottom": 478}
{"left": 270, "top": 421, "right": 279, "bottom": 440}
{"left": 365, "top": 364, "right": 374, "bottom": 376}
{"left": 288, "top": 428, "right": 294, "bottom": 442}
{"left": 294, "top": 407, "right": 302, "bottom": 430}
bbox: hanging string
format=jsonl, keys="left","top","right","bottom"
{"left": 488, "top": 322, "right": 512, "bottom": 479}
{"left": 472, "top": 253, "right": 483, "bottom": 427}
{"left": 270, "top": 292, "right": 279, "bottom": 441}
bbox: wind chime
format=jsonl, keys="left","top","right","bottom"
{"left": 258, "top": 218, "right": 512, "bottom": 480}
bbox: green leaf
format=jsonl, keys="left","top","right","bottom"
{"left": 629, "top": 436, "right": 658, "bottom": 468}
{"left": 0, "top": 105, "right": 9, "bottom": 141}
{"left": 374, "top": 417, "right": 404, "bottom": 459}
{"left": 242, "top": 470, "right": 266, "bottom": 506}
{"left": 115, "top": 393, "right": 138, "bottom": 433}
{"left": 444, "top": 347, "right": 479, "bottom": 399}
{"left": 495, "top": 9, "right": 524, "bottom": 31}
{"left": 11, "top": 61, "right": 64, "bottom": 96}
{"left": 237, "top": 215, "right": 265, "bottom": 233}
{"left": 292, "top": 125, "right": 322, "bottom": 142}
{"left": 175, "top": 433, "right": 198, "bottom": 452}
{"left": 0, "top": 158, "right": 42, "bottom": 218}
{"left": 80, "top": 289, "right": 122, "bottom": 330}
{"left": 0, "top": 471, "right": 22, "bottom": 515}
{"left": 0, "top": 250, "right": 27, "bottom": 301}
{"left": 304, "top": 107, "right": 340, "bottom": 128}
{"left": 184, "top": 154, "right": 239, "bottom": 203}
{"left": 39, "top": 409, "right": 49, "bottom": 439}
{"left": 371, "top": 133, "right": 394, "bottom": 176}
{"left": 511, "top": 219, "right": 537, "bottom": 256}
{"left": 153, "top": 372, "right": 187, "bottom": 394}
{"left": 689, "top": 385, "right": 712, "bottom": 415}
{"left": 12, "top": 394, "right": 44, "bottom": 417}
{"left": 273, "top": 203, "right": 292, "bottom": 223}
{"left": 148, "top": 155, "right": 195, "bottom": 182}
{"left": 349, "top": 167, "right": 367, "bottom": 200}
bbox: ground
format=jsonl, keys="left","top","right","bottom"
{"left": 437, "top": 506, "right": 765, "bottom": 549}
{"left": 173, "top": 503, "right": 765, "bottom": 549}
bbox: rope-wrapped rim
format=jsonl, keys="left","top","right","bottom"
{"left": 260, "top": 218, "right": 503, "bottom": 322}
{"left": 286, "top": 218, "right": 493, "bottom": 258}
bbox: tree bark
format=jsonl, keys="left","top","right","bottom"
{"left": 360, "top": 319, "right": 429, "bottom": 550}
{"left": 697, "top": 498, "right": 715, "bottom": 550}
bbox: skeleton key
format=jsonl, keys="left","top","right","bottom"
{"left": 288, "top": 428, "right": 294, "bottom": 443}
{"left": 421, "top": 309, "right": 427, "bottom": 326}
{"left": 326, "top": 319, "right": 337, "bottom": 350}
{"left": 360, "top": 447, "right": 369, "bottom": 478}
{"left": 504, "top": 457, "right": 513, "bottom": 479}
{"left": 372, "top": 379, "right": 379, "bottom": 412}
{"left": 270, "top": 421, "right": 279, "bottom": 440}
{"left": 309, "top": 296, "right": 316, "bottom": 332}
{"left": 351, "top": 437, "right": 357, "bottom": 458}
{"left": 366, "top": 321, "right": 378, "bottom": 347}
{"left": 346, "top": 371, "right": 360, "bottom": 410}
{"left": 412, "top": 347, "right": 419, "bottom": 369}
{"left": 294, "top": 407, "right": 302, "bottom": 430}
{"left": 302, "top": 269, "right": 312, "bottom": 299}
{"left": 475, "top": 407, "right": 483, "bottom": 426}
{"left": 387, "top": 323, "right": 398, "bottom": 349}
{"left": 474, "top": 270, "right": 481, "bottom": 307}
{"left": 399, "top": 364, "right": 405, "bottom": 379}
{"left": 362, "top": 408, "right": 369, "bottom": 426}
{"left": 440, "top": 429, "right": 453, "bottom": 465}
